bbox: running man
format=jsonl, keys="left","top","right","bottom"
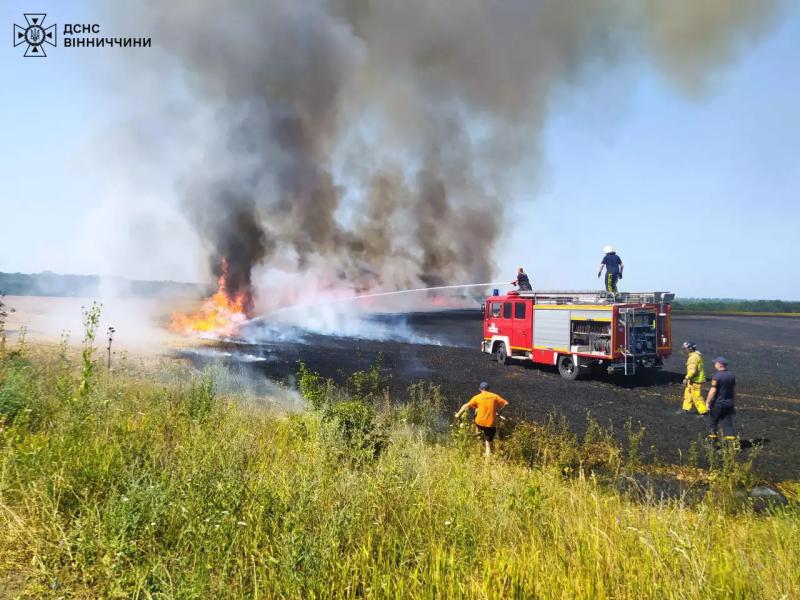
{"left": 455, "top": 381, "right": 508, "bottom": 456}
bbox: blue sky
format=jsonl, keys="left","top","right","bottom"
{"left": 1, "top": 2, "right": 798, "bottom": 299}
{"left": 505, "top": 7, "right": 800, "bottom": 300}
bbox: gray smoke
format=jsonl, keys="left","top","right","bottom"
{"left": 122, "top": 0, "right": 782, "bottom": 305}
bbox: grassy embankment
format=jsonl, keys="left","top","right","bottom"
{"left": 1, "top": 304, "right": 799, "bottom": 598}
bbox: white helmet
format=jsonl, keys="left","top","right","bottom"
{"left": 603, "top": 245, "right": 615, "bottom": 253}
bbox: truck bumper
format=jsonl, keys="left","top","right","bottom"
{"left": 604, "top": 356, "right": 663, "bottom": 375}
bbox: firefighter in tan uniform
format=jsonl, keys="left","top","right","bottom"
{"left": 679, "top": 341, "right": 708, "bottom": 415}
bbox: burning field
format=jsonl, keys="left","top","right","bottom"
{"left": 178, "top": 310, "right": 800, "bottom": 482}
{"left": 8, "top": 289, "right": 797, "bottom": 481}
{"left": 169, "top": 259, "right": 249, "bottom": 337}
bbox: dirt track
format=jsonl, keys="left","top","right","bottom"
{"left": 185, "top": 311, "right": 800, "bottom": 482}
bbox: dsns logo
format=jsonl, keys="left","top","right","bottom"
{"left": 13, "top": 13, "right": 56, "bottom": 57}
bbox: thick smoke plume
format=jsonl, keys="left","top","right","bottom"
{"left": 127, "top": 0, "right": 781, "bottom": 308}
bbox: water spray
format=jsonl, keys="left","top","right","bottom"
{"left": 247, "top": 281, "right": 506, "bottom": 324}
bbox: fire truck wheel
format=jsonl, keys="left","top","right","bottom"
{"left": 558, "top": 355, "right": 580, "bottom": 380}
{"left": 495, "top": 343, "right": 509, "bottom": 365}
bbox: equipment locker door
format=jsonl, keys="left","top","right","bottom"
{"left": 510, "top": 301, "right": 531, "bottom": 351}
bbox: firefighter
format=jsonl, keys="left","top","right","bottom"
{"left": 597, "top": 245, "right": 624, "bottom": 293}
{"left": 679, "top": 341, "right": 708, "bottom": 415}
{"left": 455, "top": 382, "right": 508, "bottom": 456}
{"left": 706, "top": 357, "right": 737, "bottom": 443}
{"left": 511, "top": 267, "right": 532, "bottom": 291}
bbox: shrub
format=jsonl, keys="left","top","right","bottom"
{"left": 399, "top": 381, "right": 444, "bottom": 436}
{"left": 0, "top": 355, "right": 32, "bottom": 423}
{"left": 298, "top": 361, "right": 328, "bottom": 411}
{"left": 502, "top": 413, "right": 623, "bottom": 477}
{"left": 704, "top": 439, "right": 761, "bottom": 513}
{"left": 624, "top": 417, "right": 646, "bottom": 471}
{"left": 0, "top": 293, "right": 14, "bottom": 352}
{"left": 326, "top": 400, "right": 387, "bottom": 460}
{"left": 74, "top": 302, "right": 101, "bottom": 401}
{"left": 583, "top": 414, "right": 623, "bottom": 474}
{"left": 345, "top": 354, "right": 388, "bottom": 405}
{"left": 185, "top": 374, "right": 216, "bottom": 421}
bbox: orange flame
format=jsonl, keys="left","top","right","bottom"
{"left": 170, "top": 259, "right": 250, "bottom": 337}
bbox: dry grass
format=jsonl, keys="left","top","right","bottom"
{"left": 0, "top": 340, "right": 798, "bottom": 598}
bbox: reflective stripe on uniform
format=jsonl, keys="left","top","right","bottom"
{"left": 685, "top": 351, "right": 706, "bottom": 383}
{"left": 605, "top": 272, "right": 618, "bottom": 293}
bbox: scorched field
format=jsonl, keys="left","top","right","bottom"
{"left": 190, "top": 311, "right": 800, "bottom": 482}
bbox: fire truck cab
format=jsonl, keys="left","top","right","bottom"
{"left": 481, "top": 290, "right": 674, "bottom": 379}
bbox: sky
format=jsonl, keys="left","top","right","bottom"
{"left": 1, "top": 1, "right": 799, "bottom": 300}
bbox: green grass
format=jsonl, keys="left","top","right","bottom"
{"left": 1, "top": 342, "right": 798, "bottom": 598}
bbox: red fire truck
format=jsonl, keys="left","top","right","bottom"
{"left": 481, "top": 290, "right": 674, "bottom": 379}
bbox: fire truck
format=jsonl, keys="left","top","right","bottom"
{"left": 481, "top": 290, "right": 674, "bottom": 379}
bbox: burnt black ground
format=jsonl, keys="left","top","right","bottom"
{"left": 181, "top": 311, "right": 800, "bottom": 482}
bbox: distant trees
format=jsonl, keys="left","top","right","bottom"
{"left": 672, "top": 299, "right": 800, "bottom": 314}
{"left": 0, "top": 271, "right": 203, "bottom": 298}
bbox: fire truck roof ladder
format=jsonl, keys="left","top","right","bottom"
{"left": 511, "top": 291, "right": 675, "bottom": 305}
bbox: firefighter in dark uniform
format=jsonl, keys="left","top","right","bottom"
{"left": 598, "top": 245, "right": 624, "bottom": 293}
{"left": 511, "top": 267, "right": 532, "bottom": 291}
{"left": 706, "top": 356, "right": 737, "bottom": 443}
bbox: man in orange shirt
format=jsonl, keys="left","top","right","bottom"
{"left": 455, "top": 381, "right": 509, "bottom": 456}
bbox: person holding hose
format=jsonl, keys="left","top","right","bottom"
{"left": 679, "top": 341, "right": 709, "bottom": 415}
{"left": 455, "top": 382, "right": 508, "bottom": 456}
{"left": 511, "top": 267, "right": 532, "bottom": 291}
{"left": 598, "top": 245, "right": 624, "bottom": 293}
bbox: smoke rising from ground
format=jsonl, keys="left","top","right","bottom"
{"left": 124, "top": 0, "right": 781, "bottom": 303}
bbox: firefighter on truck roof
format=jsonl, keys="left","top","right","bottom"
{"left": 679, "top": 341, "right": 709, "bottom": 415}
{"left": 598, "top": 245, "right": 623, "bottom": 293}
{"left": 511, "top": 267, "right": 532, "bottom": 291}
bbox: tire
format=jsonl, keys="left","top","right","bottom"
{"left": 495, "top": 343, "right": 509, "bottom": 365}
{"left": 558, "top": 355, "right": 580, "bottom": 380}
